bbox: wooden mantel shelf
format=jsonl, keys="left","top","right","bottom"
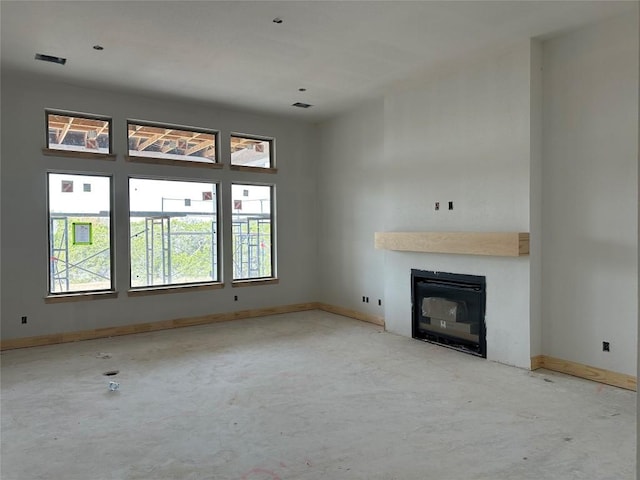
{"left": 374, "top": 232, "right": 529, "bottom": 257}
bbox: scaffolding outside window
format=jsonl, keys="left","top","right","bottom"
{"left": 46, "top": 111, "right": 112, "bottom": 154}
{"left": 232, "top": 184, "right": 274, "bottom": 280}
{"left": 230, "top": 135, "right": 273, "bottom": 168}
{"left": 129, "top": 178, "right": 219, "bottom": 288}
{"left": 48, "top": 173, "right": 113, "bottom": 294}
{"left": 127, "top": 121, "right": 217, "bottom": 164}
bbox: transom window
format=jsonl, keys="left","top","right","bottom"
{"left": 129, "top": 178, "right": 220, "bottom": 288}
{"left": 230, "top": 135, "right": 273, "bottom": 169}
{"left": 127, "top": 121, "right": 217, "bottom": 165}
{"left": 46, "top": 111, "right": 112, "bottom": 154}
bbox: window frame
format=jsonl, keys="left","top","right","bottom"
{"left": 230, "top": 182, "right": 276, "bottom": 283}
{"left": 44, "top": 109, "right": 114, "bottom": 158}
{"left": 127, "top": 175, "right": 222, "bottom": 292}
{"left": 230, "top": 133, "right": 276, "bottom": 173}
{"left": 125, "top": 120, "right": 221, "bottom": 169}
{"left": 46, "top": 170, "right": 116, "bottom": 298}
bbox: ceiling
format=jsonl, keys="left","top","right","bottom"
{"left": 1, "top": 1, "right": 636, "bottom": 121}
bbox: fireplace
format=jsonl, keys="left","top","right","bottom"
{"left": 411, "top": 269, "right": 486, "bottom": 357}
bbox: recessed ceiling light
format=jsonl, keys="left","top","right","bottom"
{"left": 292, "top": 102, "right": 313, "bottom": 109}
{"left": 34, "top": 53, "right": 66, "bottom": 65}
{"left": 93, "top": 45, "right": 104, "bottom": 51}
{"left": 273, "top": 17, "right": 283, "bottom": 24}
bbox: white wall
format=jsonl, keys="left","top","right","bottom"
{"left": 382, "top": 40, "right": 535, "bottom": 368}
{"left": 2, "top": 12, "right": 638, "bottom": 383}
{"left": 319, "top": 13, "right": 638, "bottom": 376}
{"left": 541, "top": 12, "right": 639, "bottom": 376}
{"left": 529, "top": 39, "right": 543, "bottom": 359}
{"left": 317, "top": 99, "right": 386, "bottom": 315}
{"left": 0, "top": 73, "right": 318, "bottom": 340}
{"left": 319, "top": 41, "right": 537, "bottom": 368}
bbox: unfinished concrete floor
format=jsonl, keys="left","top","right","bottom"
{"left": 1, "top": 310, "right": 636, "bottom": 480}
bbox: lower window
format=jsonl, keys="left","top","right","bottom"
{"left": 232, "top": 184, "right": 274, "bottom": 280}
{"left": 129, "top": 178, "right": 219, "bottom": 288}
{"left": 48, "top": 173, "right": 113, "bottom": 294}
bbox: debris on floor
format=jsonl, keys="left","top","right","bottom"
{"left": 96, "top": 352, "right": 112, "bottom": 359}
{"left": 108, "top": 381, "right": 120, "bottom": 391}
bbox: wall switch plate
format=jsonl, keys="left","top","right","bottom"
{"left": 21, "top": 316, "right": 27, "bottom": 324}
{"left": 602, "top": 341, "right": 610, "bottom": 352}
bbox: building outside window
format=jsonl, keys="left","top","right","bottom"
{"left": 127, "top": 121, "right": 218, "bottom": 165}
{"left": 231, "top": 184, "right": 274, "bottom": 280}
{"left": 46, "top": 111, "right": 112, "bottom": 154}
{"left": 48, "top": 173, "right": 113, "bottom": 294}
{"left": 230, "top": 135, "right": 273, "bottom": 169}
{"left": 129, "top": 178, "right": 219, "bottom": 288}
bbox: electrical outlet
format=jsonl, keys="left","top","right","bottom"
{"left": 602, "top": 341, "right": 610, "bottom": 352}
{"left": 448, "top": 201, "right": 454, "bottom": 210}
{"left": 362, "top": 296, "right": 366, "bottom": 303}
{"left": 365, "top": 297, "right": 369, "bottom": 303}
{"left": 435, "top": 202, "right": 440, "bottom": 211}
{"left": 234, "top": 295, "right": 238, "bottom": 301}
{"left": 378, "top": 299, "right": 382, "bottom": 306}
{"left": 21, "top": 316, "right": 27, "bottom": 324}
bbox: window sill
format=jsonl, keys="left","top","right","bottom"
{"left": 125, "top": 155, "right": 223, "bottom": 169}
{"left": 229, "top": 165, "right": 278, "bottom": 174}
{"left": 128, "top": 282, "right": 224, "bottom": 297}
{"left": 45, "top": 291, "right": 118, "bottom": 304}
{"left": 232, "top": 278, "right": 279, "bottom": 288}
{"left": 42, "top": 148, "right": 116, "bottom": 161}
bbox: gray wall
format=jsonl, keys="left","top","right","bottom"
{"left": 0, "top": 73, "right": 318, "bottom": 339}
{"left": 541, "top": 12, "right": 639, "bottom": 376}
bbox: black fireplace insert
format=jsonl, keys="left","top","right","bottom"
{"left": 411, "top": 269, "right": 486, "bottom": 358}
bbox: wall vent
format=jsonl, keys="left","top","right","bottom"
{"left": 292, "top": 102, "right": 313, "bottom": 109}
{"left": 35, "top": 53, "right": 67, "bottom": 65}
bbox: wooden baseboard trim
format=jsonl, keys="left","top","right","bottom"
{"left": 317, "top": 303, "right": 385, "bottom": 327}
{"left": 530, "top": 355, "right": 545, "bottom": 370}
{"left": 531, "top": 355, "right": 636, "bottom": 391}
{"left": 0, "top": 303, "right": 319, "bottom": 351}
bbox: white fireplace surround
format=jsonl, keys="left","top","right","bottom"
{"left": 383, "top": 252, "right": 531, "bottom": 368}
{"left": 376, "top": 232, "right": 531, "bottom": 366}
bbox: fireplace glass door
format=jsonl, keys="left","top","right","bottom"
{"left": 412, "top": 270, "right": 486, "bottom": 357}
